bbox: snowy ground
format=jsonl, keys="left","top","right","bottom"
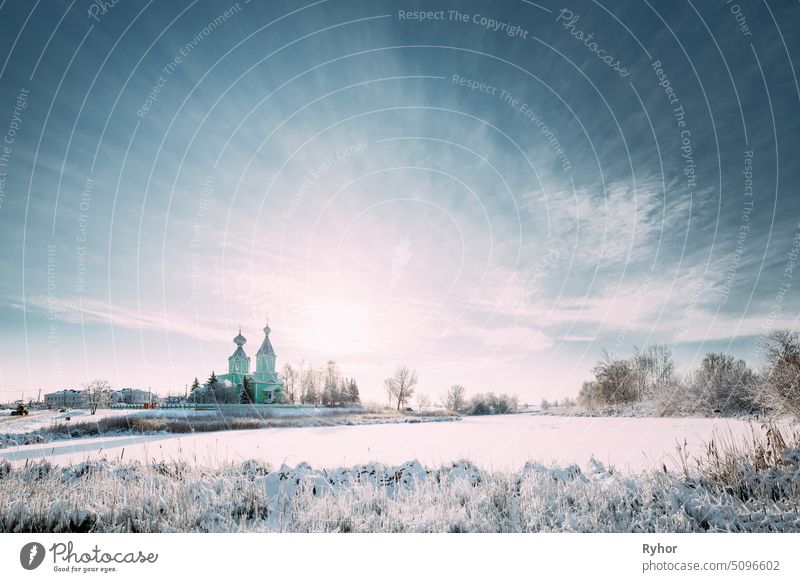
{"left": 0, "top": 413, "right": 778, "bottom": 473}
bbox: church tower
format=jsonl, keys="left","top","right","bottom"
{"left": 255, "top": 323, "right": 276, "bottom": 374}
{"left": 228, "top": 328, "right": 250, "bottom": 375}
{"left": 252, "top": 322, "right": 283, "bottom": 402}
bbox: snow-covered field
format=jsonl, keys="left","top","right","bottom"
{"left": 0, "top": 413, "right": 776, "bottom": 473}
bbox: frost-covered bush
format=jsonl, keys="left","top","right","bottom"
{"left": 581, "top": 347, "right": 763, "bottom": 417}
{"left": 577, "top": 381, "right": 597, "bottom": 410}
{"left": 657, "top": 354, "right": 758, "bottom": 416}
{"left": 756, "top": 330, "right": 800, "bottom": 417}
{"left": 464, "top": 392, "right": 518, "bottom": 415}
{"left": 590, "top": 354, "right": 639, "bottom": 407}
{"left": 655, "top": 374, "right": 704, "bottom": 416}
{"left": 694, "top": 352, "right": 759, "bottom": 413}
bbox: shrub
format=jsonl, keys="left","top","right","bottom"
{"left": 464, "top": 392, "right": 518, "bottom": 415}
{"left": 467, "top": 394, "right": 493, "bottom": 415}
{"left": 580, "top": 347, "right": 762, "bottom": 417}
{"left": 655, "top": 374, "right": 703, "bottom": 415}
{"left": 693, "top": 352, "right": 758, "bottom": 414}
{"left": 756, "top": 329, "right": 800, "bottom": 416}
{"left": 445, "top": 385, "right": 467, "bottom": 412}
{"left": 630, "top": 344, "right": 675, "bottom": 400}
{"left": 577, "top": 381, "right": 597, "bottom": 409}
{"left": 590, "top": 354, "right": 639, "bottom": 407}
{"left": 490, "top": 393, "right": 518, "bottom": 414}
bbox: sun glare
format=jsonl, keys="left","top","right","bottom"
{"left": 295, "top": 299, "right": 370, "bottom": 355}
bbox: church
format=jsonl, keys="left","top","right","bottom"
{"left": 218, "top": 323, "right": 284, "bottom": 403}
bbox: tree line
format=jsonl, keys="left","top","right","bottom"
{"left": 577, "top": 329, "right": 800, "bottom": 417}
{"left": 188, "top": 372, "right": 246, "bottom": 404}
{"left": 283, "top": 360, "right": 360, "bottom": 406}
{"left": 188, "top": 360, "right": 361, "bottom": 406}
{"left": 383, "top": 365, "right": 519, "bottom": 415}
{"left": 185, "top": 361, "right": 520, "bottom": 414}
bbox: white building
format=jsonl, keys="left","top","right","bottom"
{"left": 44, "top": 389, "right": 87, "bottom": 408}
{"left": 111, "top": 388, "right": 154, "bottom": 405}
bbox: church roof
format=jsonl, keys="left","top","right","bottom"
{"left": 256, "top": 324, "right": 276, "bottom": 356}
{"left": 231, "top": 346, "right": 248, "bottom": 359}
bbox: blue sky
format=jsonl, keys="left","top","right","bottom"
{"left": 0, "top": 0, "right": 798, "bottom": 403}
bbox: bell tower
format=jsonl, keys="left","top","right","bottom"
{"left": 228, "top": 328, "right": 250, "bottom": 374}
{"left": 255, "top": 323, "right": 276, "bottom": 374}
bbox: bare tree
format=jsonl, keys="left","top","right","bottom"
{"left": 466, "top": 392, "right": 519, "bottom": 415}
{"left": 415, "top": 392, "right": 431, "bottom": 411}
{"left": 655, "top": 372, "right": 702, "bottom": 415}
{"left": 576, "top": 380, "right": 597, "bottom": 410}
{"left": 757, "top": 330, "right": 800, "bottom": 416}
{"left": 281, "top": 363, "right": 298, "bottom": 404}
{"left": 694, "top": 352, "right": 757, "bottom": 413}
{"left": 631, "top": 344, "right": 675, "bottom": 399}
{"left": 301, "top": 364, "right": 320, "bottom": 405}
{"left": 323, "top": 360, "right": 341, "bottom": 406}
{"left": 445, "top": 384, "right": 467, "bottom": 412}
{"left": 82, "top": 379, "right": 112, "bottom": 414}
{"left": 631, "top": 346, "right": 655, "bottom": 400}
{"left": 650, "top": 344, "right": 676, "bottom": 395}
{"left": 385, "top": 365, "right": 418, "bottom": 410}
{"left": 592, "top": 353, "right": 638, "bottom": 406}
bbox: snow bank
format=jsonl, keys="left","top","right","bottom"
{"left": 2, "top": 440, "right": 799, "bottom": 533}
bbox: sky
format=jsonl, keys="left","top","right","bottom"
{"left": 0, "top": 0, "right": 798, "bottom": 404}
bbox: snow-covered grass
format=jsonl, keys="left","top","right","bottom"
{"left": 1, "top": 423, "right": 798, "bottom": 533}
{"left": 0, "top": 406, "right": 380, "bottom": 436}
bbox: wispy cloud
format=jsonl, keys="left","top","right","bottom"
{"left": 19, "top": 295, "right": 231, "bottom": 342}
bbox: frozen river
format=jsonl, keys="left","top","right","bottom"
{"left": 0, "top": 413, "right": 773, "bottom": 473}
